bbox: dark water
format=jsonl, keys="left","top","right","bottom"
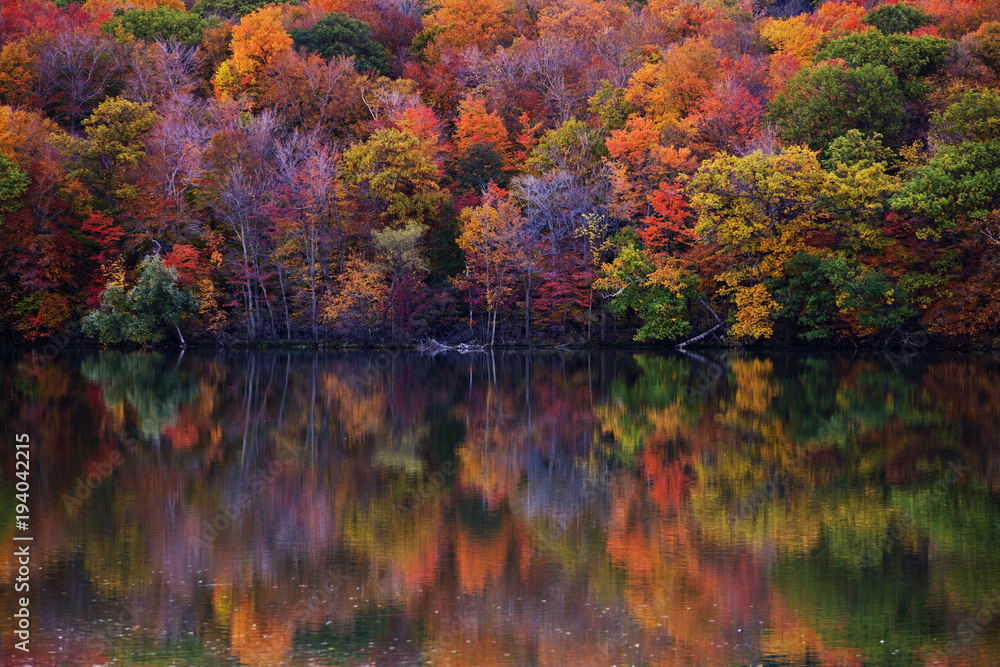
{"left": 2, "top": 349, "right": 1000, "bottom": 666}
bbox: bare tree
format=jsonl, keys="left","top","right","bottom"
{"left": 37, "top": 30, "right": 125, "bottom": 132}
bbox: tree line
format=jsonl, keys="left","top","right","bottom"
{"left": 1, "top": 0, "right": 999, "bottom": 346}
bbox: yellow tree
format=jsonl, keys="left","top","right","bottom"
{"left": 454, "top": 184, "right": 532, "bottom": 345}
{"left": 341, "top": 127, "right": 446, "bottom": 227}
{"left": 213, "top": 6, "right": 292, "bottom": 103}
{"left": 689, "top": 147, "right": 828, "bottom": 341}
{"left": 760, "top": 15, "right": 824, "bottom": 67}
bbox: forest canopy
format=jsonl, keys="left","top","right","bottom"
{"left": 0, "top": 0, "right": 998, "bottom": 347}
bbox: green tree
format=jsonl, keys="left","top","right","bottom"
{"left": 596, "top": 230, "right": 693, "bottom": 342}
{"left": 769, "top": 62, "right": 906, "bottom": 153}
{"left": 193, "top": 0, "right": 297, "bottom": 18}
{"left": 892, "top": 89, "right": 1000, "bottom": 240}
{"left": 891, "top": 141, "right": 1000, "bottom": 240}
{"left": 102, "top": 8, "right": 211, "bottom": 47}
{"left": 0, "top": 153, "right": 29, "bottom": 220}
{"left": 816, "top": 29, "right": 950, "bottom": 98}
{"left": 822, "top": 130, "right": 899, "bottom": 251}
{"left": 527, "top": 118, "right": 607, "bottom": 178}
{"left": 82, "top": 254, "right": 199, "bottom": 346}
{"left": 53, "top": 96, "right": 160, "bottom": 210}
{"left": 930, "top": 88, "right": 1000, "bottom": 145}
{"left": 860, "top": 4, "right": 932, "bottom": 35}
{"left": 780, "top": 252, "right": 913, "bottom": 341}
{"left": 291, "top": 13, "right": 388, "bottom": 74}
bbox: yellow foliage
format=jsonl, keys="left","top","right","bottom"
{"left": 214, "top": 6, "right": 292, "bottom": 100}
{"left": 760, "top": 15, "right": 823, "bottom": 66}
{"left": 730, "top": 283, "right": 781, "bottom": 341}
{"left": 322, "top": 255, "right": 389, "bottom": 333}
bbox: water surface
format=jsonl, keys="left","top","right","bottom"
{"left": 2, "top": 350, "right": 999, "bottom": 666}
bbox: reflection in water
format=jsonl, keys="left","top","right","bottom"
{"left": 1, "top": 350, "right": 1000, "bottom": 666}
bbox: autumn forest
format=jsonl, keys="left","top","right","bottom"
{"left": 1, "top": 0, "right": 999, "bottom": 347}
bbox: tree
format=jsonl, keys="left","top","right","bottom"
{"left": 192, "top": 0, "right": 295, "bottom": 18}
{"left": 860, "top": 4, "right": 932, "bottom": 35}
{"left": 639, "top": 182, "right": 696, "bottom": 254}
{"left": 605, "top": 115, "right": 696, "bottom": 222}
{"left": 973, "top": 22, "right": 1000, "bottom": 77}
{"left": 53, "top": 96, "right": 161, "bottom": 211}
{"left": 624, "top": 37, "right": 720, "bottom": 128}
{"left": 929, "top": 87, "right": 1000, "bottom": 145}
{"left": 768, "top": 61, "right": 906, "bottom": 153}
{"left": 452, "top": 96, "right": 510, "bottom": 169}
{"left": 692, "top": 78, "right": 762, "bottom": 155}
{"left": 419, "top": 0, "right": 518, "bottom": 62}
{"left": 0, "top": 153, "right": 29, "bottom": 219}
{"left": 270, "top": 139, "right": 346, "bottom": 340}
{"left": 256, "top": 50, "right": 364, "bottom": 136}
{"left": 213, "top": 6, "right": 292, "bottom": 101}
{"left": 37, "top": 31, "right": 126, "bottom": 132}
{"left": 891, "top": 141, "right": 1000, "bottom": 240}
{"left": 760, "top": 15, "right": 823, "bottom": 66}
{"left": 0, "top": 106, "right": 86, "bottom": 341}
{"left": 779, "top": 251, "right": 913, "bottom": 341}
{"left": 690, "top": 147, "right": 829, "bottom": 341}
{"left": 372, "top": 220, "right": 429, "bottom": 339}
{"left": 291, "top": 12, "right": 388, "bottom": 74}
{"left": 595, "top": 229, "right": 694, "bottom": 342}
{"left": 815, "top": 29, "right": 950, "bottom": 95}
{"left": 454, "top": 184, "right": 532, "bottom": 345}
{"left": 0, "top": 39, "right": 38, "bottom": 108}
{"left": 341, "top": 127, "right": 445, "bottom": 226}
{"left": 822, "top": 131, "right": 899, "bottom": 253}
{"left": 322, "top": 254, "right": 389, "bottom": 341}
{"left": 82, "top": 254, "right": 199, "bottom": 346}
{"left": 101, "top": 7, "right": 210, "bottom": 47}
{"left": 892, "top": 89, "right": 1000, "bottom": 241}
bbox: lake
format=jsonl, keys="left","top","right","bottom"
{"left": 2, "top": 349, "right": 999, "bottom": 666}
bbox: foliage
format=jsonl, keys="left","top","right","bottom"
{"left": 341, "top": 127, "right": 446, "bottom": 224}
{"left": 769, "top": 61, "right": 906, "bottom": 153}
{"left": 291, "top": 12, "right": 388, "bottom": 74}
{"left": 860, "top": 3, "right": 933, "bottom": 35}
{"left": 102, "top": 7, "right": 210, "bottom": 47}
{"left": 815, "top": 29, "right": 950, "bottom": 91}
{"left": 193, "top": 0, "right": 297, "bottom": 18}
{"left": 53, "top": 96, "right": 161, "bottom": 209}
{"left": 1, "top": 0, "right": 999, "bottom": 347}
{"left": 213, "top": 5, "right": 292, "bottom": 100}
{"left": 596, "top": 230, "right": 694, "bottom": 342}
{"left": 891, "top": 140, "right": 1000, "bottom": 239}
{"left": 690, "top": 147, "right": 828, "bottom": 341}
{"left": 973, "top": 21, "right": 1000, "bottom": 76}
{"left": 0, "top": 152, "right": 30, "bottom": 217}
{"left": 82, "top": 254, "right": 199, "bottom": 345}
{"left": 779, "top": 252, "right": 913, "bottom": 341}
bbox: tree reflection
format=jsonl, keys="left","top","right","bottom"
{"left": 1, "top": 350, "right": 999, "bottom": 666}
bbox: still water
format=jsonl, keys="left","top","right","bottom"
{"left": 2, "top": 349, "right": 999, "bottom": 666}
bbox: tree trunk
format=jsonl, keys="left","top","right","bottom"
{"left": 524, "top": 276, "right": 531, "bottom": 344}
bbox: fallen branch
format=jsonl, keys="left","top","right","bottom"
{"left": 676, "top": 322, "right": 726, "bottom": 349}
{"left": 417, "top": 338, "right": 486, "bottom": 354}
